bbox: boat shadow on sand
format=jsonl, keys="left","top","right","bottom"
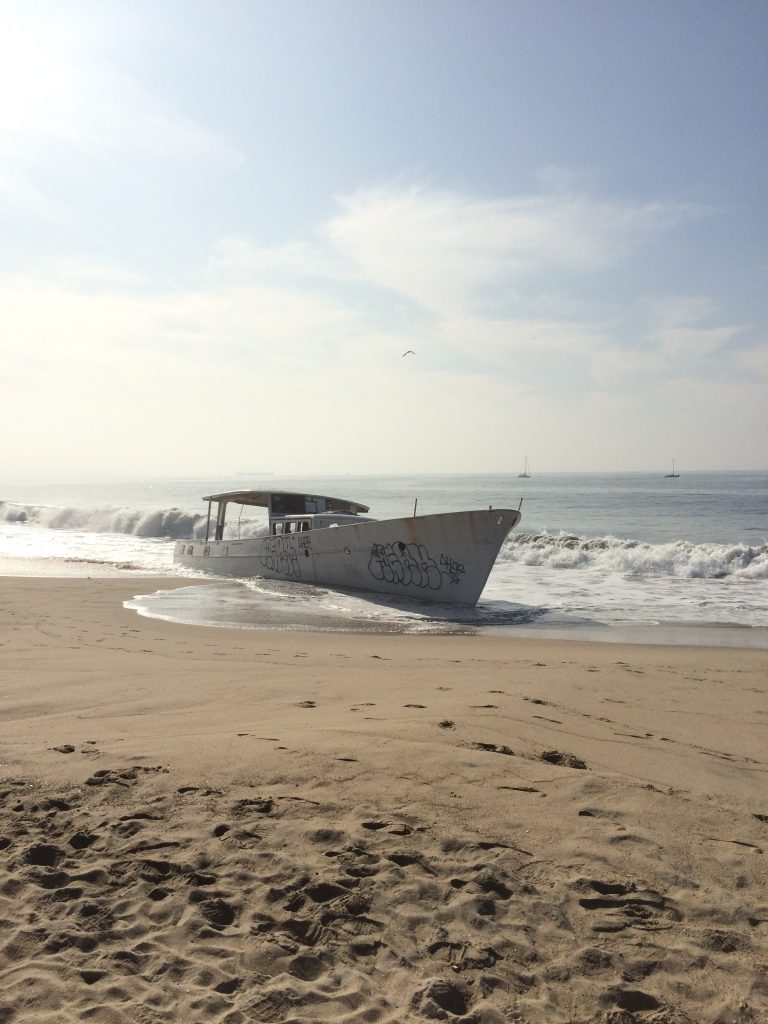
{"left": 128, "top": 579, "right": 551, "bottom": 636}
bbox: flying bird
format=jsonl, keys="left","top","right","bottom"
{"left": 402, "top": 350, "right": 415, "bottom": 357}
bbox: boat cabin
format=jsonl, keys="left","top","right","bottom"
{"left": 200, "top": 490, "right": 372, "bottom": 542}
{"left": 270, "top": 512, "right": 372, "bottom": 535}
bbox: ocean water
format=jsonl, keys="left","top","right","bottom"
{"left": 1, "top": 472, "right": 767, "bottom": 647}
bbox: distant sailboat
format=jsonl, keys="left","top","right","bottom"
{"left": 518, "top": 457, "right": 531, "bottom": 479}
{"left": 664, "top": 458, "right": 680, "bottom": 478}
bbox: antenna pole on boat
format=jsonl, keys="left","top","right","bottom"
{"left": 413, "top": 498, "right": 418, "bottom": 517}
{"left": 205, "top": 499, "right": 212, "bottom": 541}
{"left": 518, "top": 497, "right": 524, "bottom": 511}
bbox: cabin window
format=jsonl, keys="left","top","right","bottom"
{"left": 284, "top": 521, "right": 294, "bottom": 534}
{"left": 300, "top": 520, "right": 310, "bottom": 532}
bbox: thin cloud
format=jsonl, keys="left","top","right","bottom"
{"left": 0, "top": 176, "right": 752, "bottom": 478}
{"left": 647, "top": 297, "right": 744, "bottom": 365}
{"left": 323, "top": 184, "right": 708, "bottom": 315}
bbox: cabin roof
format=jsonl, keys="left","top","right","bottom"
{"left": 201, "top": 489, "right": 370, "bottom": 515}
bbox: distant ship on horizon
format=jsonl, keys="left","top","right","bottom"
{"left": 518, "top": 456, "right": 531, "bottom": 479}
{"left": 664, "top": 458, "right": 680, "bottom": 478}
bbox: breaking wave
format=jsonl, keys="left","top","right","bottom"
{"left": 3, "top": 502, "right": 767, "bottom": 582}
{"left": 0, "top": 500, "right": 266, "bottom": 541}
{"left": 501, "top": 531, "right": 768, "bottom": 580}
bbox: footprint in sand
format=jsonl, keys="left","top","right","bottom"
{"left": 189, "top": 869, "right": 217, "bottom": 887}
{"left": 23, "top": 843, "right": 65, "bottom": 867}
{"left": 471, "top": 742, "right": 515, "bottom": 756}
{"left": 213, "top": 977, "right": 241, "bottom": 994}
{"left": 85, "top": 766, "right": 168, "bottom": 787}
{"left": 80, "top": 970, "right": 107, "bottom": 985}
{"left": 576, "top": 879, "right": 680, "bottom": 932}
{"left": 231, "top": 797, "right": 274, "bottom": 815}
{"left": 428, "top": 939, "right": 499, "bottom": 971}
{"left": 288, "top": 954, "right": 326, "bottom": 980}
{"left": 412, "top": 979, "right": 470, "bottom": 1018}
{"left": 297, "top": 700, "right": 316, "bottom": 709}
{"left": 69, "top": 831, "right": 97, "bottom": 850}
{"left": 539, "top": 750, "right": 588, "bottom": 770}
{"left": 703, "top": 928, "right": 748, "bottom": 952}
{"left": 603, "top": 989, "right": 661, "bottom": 1013}
{"left": 386, "top": 851, "right": 435, "bottom": 873}
{"left": 199, "top": 897, "right": 237, "bottom": 929}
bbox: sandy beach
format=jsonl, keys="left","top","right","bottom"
{"left": 1, "top": 576, "right": 767, "bottom": 1023}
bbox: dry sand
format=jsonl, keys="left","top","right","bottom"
{"left": 1, "top": 576, "right": 767, "bottom": 1024}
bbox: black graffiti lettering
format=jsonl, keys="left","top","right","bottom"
{"left": 439, "top": 553, "right": 466, "bottom": 584}
{"left": 369, "top": 542, "right": 397, "bottom": 584}
{"left": 368, "top": 542, "right": 442, "bottom": 591}
{"left": 402, "top": 544, "right": 443, "bottom": 590}
{"left": 261, "top": 536, "right": 301, "bottom": 578}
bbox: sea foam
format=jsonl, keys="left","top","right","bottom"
{"left": 501, "top": 531, "right": 768, "bottom": 580}
{"left": 2, "top": 502, "right": 766, "bottom": 581}
{"left": 0, "top": 501, "right": 269, "bottom": 540}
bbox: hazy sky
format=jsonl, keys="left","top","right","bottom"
{"left": 2, "top": 0, "right": 766, "bottom": 480}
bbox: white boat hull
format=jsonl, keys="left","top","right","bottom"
{"left": 174, "top": 508, "right": 520, "bottom": 606}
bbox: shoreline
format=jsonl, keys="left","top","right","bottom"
{"left": 3, "top": 559, "right": 766, "bottom": 649}
{"left": 1, "top": 575, "right": 767, "bottom": 1021}
{"left": 132, "top": 575, "right": 768, "bottom": 650}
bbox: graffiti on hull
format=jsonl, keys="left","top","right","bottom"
{"left": 368, "top": 541, "right": 465, "bottom": 591}
{"left": 260, "top": 536, "right": 301, "bottom": 578}
{"left": 439, "top": 553, "right": 466, "bottom": 585}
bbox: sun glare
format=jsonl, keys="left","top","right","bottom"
{"left": 0, "top": 21, "right": 79, "bottom": 136}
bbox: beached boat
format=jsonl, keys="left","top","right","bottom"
{"left": 174, "top": 490, "right": 522, "bottom": 606}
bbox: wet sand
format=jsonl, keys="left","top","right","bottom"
{"left": 125, "top": 577, "right": 768, "bottom": 649}
{"left": 1, "top": 576, "right": 767, "bottom": 1023}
